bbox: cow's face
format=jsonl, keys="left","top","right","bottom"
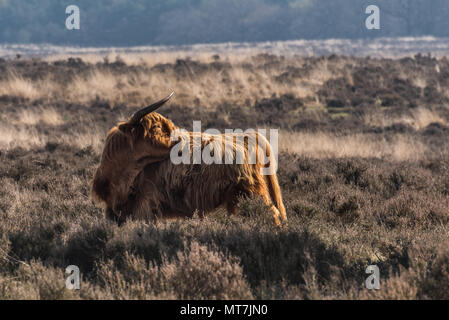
{"left": 92, "top": 93, "right": 176, "bottom": 223}
{"left": 118, "top": 112, "right": 177, "bottom": 164}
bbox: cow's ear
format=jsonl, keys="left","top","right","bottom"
{"left": 151, "top": 118, "right": 176, "bottom": 149}
{"left": 118, "top": 123, "right": 134, "bottom": 135}
{"left": 161, "top": 118, "right": 176, "bottom": 138}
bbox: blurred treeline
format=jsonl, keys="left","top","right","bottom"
{"left": 0, "top": 0, "right": 447, "bottom": 45}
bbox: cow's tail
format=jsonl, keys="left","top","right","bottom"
{"left": 266, "top": 172, "right": 287, "bottom": 222}
{"left": 258, "top": 133, "right": 287, "bottom": 223}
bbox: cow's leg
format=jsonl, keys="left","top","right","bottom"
{"left": 227, "top": 182, "right": 282, "bottom": 226}
{"left": 260, "top": 192, "right": 282, "bottom": 227}
{"left": 225, "top": 186, "right": 249, "bottom": 216}
{"left": 253, "top": 177, "right": 282, "bottom": 227}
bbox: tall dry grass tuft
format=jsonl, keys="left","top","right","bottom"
{"left": 0, "top": 125, "right": 47, "bottom": 150}
{"left": 364, "top": 108, "right": 445, "bottom": 130}
{"left": 16, "top": 108, "right": 63, "bottom": 126}
{"left": 65, "top": 130, "right": 105, "bottom": 153}
{"left": 0, "top": 124, "right": 103, "bottom": 153}
{"left": 0, "top": 73, "right": 59, "bottom": 101}
{"left": 67, "top": 70, "right": 121, "bottom": 104}
{"left": 279, "top": 131, "right": 428, "bottom": 161}
{"left": 0, "top": 75, "right": 40, "bottom": 100}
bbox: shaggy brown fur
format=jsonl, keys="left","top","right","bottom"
{"left": 92, "top": 112, "right": 287, "bottom": 226}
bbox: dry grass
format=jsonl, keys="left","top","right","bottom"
{"left": 0, "top": 125, "right": 46, "bottom": 150}
{"left": 15, "top": 108, "right": 63, "bottom": 126}
{"left": 67, "top": 130, "right": 105, "bottom": 152}
{"left": 0, "top": 53, "right": 320, "bottom": 108}
{"left": 64, "top": 66, "right": 308, "bottom": 108}
{"left": 364, "top": 108, "right": 445, "bottom": 130}
{"left": 279, "top": 132, "right": 428, "bottom": 161}
{"left": 1, "top": 50, "right": 444, "bottom": 112}
{"left": 0, "top": 75, "right": 40, "bottom": 100}
{"left": 67, "top": 70, "right": 124, "bottom": 104}
{"left": 0, "top": 124, "right": 104, "bottom": 152}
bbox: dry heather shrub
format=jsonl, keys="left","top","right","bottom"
{"left": 65, "top": 220, "right": 116, "bottom": 273}
{"left": 0, "top": 234, "right": 11, "bottom": 271}
{"left": 359, "top": 245, "right": 449, "bottom": 300}
{"left": 236, "top": 196, "right": 273, "bottom": 225}
{"left": 327, "top": 187, "right": 363, "bottom": 224}
{"left": 359, "top": 266, "right": 420, "bottom": 300}
{"left": 160, "top": 241, "right": 253, "bottom": 299}
{"left": 97, "top": 242, "right": 253, "bottom": 300}
{"left": 309, "top": 182, "right": 367, "bottom": 224}
{"left": 0, "top": 274, "right": 38, "bottom": 299}
{"left": 376, "top": 190, "right": 449, "bottom": 228}
{"left": 288, "top": 198, "right": 324, "bottom": 221}
{"left": 96, "top": 254, "right": 176, "bottom": 300}
{"left": 420, "top": 247, "right": 449, "bottom": 299}
{"left": 0, "top": 260, "right": 105, "bottom": 300}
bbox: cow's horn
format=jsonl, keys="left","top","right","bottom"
{"left": 129, "top": 91, "right": 174, "bottom": 125}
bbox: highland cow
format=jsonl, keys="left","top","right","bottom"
{"left": 91, "top": 93, "right": 287, "bottom": 226}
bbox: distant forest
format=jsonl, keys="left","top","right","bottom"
{"left": 0, "top": 0, "right": 448, "bottom": 45}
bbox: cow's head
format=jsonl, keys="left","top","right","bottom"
{"left": 91, "top": 92, "right": 177, "bottom": 223}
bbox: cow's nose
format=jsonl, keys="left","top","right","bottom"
{"left": 106, "top": 207, "right": 125, "bottom": 226}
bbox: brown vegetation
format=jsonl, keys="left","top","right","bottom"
{"left": 0, "top": 53, "right": 448, "bottom": 299}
